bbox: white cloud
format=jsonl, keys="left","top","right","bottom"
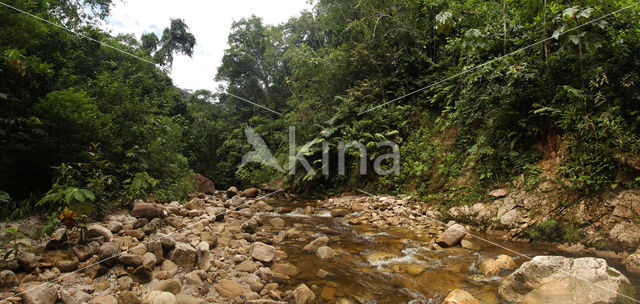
{"left": 106, "top": 0, "right": 313, "bottom": 91}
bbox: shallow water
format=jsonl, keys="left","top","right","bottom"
{"left": 258, "top": 199, "right": 640, "bottom": 303}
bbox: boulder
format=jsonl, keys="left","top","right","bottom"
{"left": 17, "top": 251, "right": 37, "bottom": 272}
{"left": 132, "top": 203, "right": 167, "bottom": 219}
{"left": 98, "top": 242, "right": 120, "bottom": 266}
{"left": 118, "top": 291, "right": 142, "bottom": 304}
{"left": 73, "top": 241, "right": 100, "bottom": 261}
{"left": 125, "top": 229, "right": 146, "bottom": 240}
{"left": 623, "top": 249, "right": 640, "bottom": 275}
{"left": 142, "top": 291, "right": 177, "bottom": 304}
{"left": 131, "top": 266, "right": 153, "bottom": 283}
{"left": 162, "top": 260, "right": 179, "bottom": 276}
{"left": 86, "top": 223, "right": 113, "bottom": 241}
{"left": 303, "top": 236, "right": 329, "bottom": 252}
{"left": 227, "top": 187, "right": 239, "bottom": 198}
{"left": 489, "top": 188, "right": 508, "bottom": 198}
{"left": 117, "top": 276, "right": 133, "bottom": 291}
{"left": 170, "top": 242, "right": 196, "bottom": 268}
{"left": 90, "top": 295, "right": 117, "bottom": 304}
{"left": 241, "top": 187, "right": 259, "bottom": 198}
{"left": 228, "top": 196, "right": 245, "bottom": 207}
{"left": 237, "top": 259, "right": 258, "bottom": 273}
{"left": 330, "top": 208, "right": 348, "bottom": 217}
{"left": 0, "top": 270, "right": 18, "bottom": 287}
{"left": 16, "top": 281, "right": 58, "bottom": 304}
{"left": 84, "top": 264, "right": 108, "bottom": 279}
{"left": 154, "top": 279, "right": 181, "bottom": 294}
{"left": 192, "top": 173, "right": 215, "bottom": 194}
{"left": 478, "top": 255, "right": 516, "bottom": 277}
{"left": 200, "top": 231, "right": 218, "bottom": 248}
{"left": 107, "top": 221, "right": 123, "bottom": 233}
{"left": 498, "top": 256, "right": 636, "bottom": 304}
{"left": 119, "top": 253, "right": 144, "bottom": 267}
{"left": 272, "top": 263, "right": 300, "bottom": 277}
{"left": 175, "top": 295, "right": 206, "bottom": 304}
{"left": 269, "top": 217, "right": 285, "bottom": 228}
{"left": 443, "top": 289, "right": 482, "bottom": 304}
{"left": 249, "top": 242, "right": 276, "bottom": 262}
{"left": 293, "top": 284, "right": 315, "bottom": 304}
{"left": 435, "top": 224, "right": 467, "bottom": 247}
{"left": 316, "top": 246, "right": 335, "bottom": 260}
{"left": 214, "top": 279, "right": 244, "bottom": 297}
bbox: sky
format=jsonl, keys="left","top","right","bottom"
{"left": 106, "top": 0, "right": 313, "bottom": 92}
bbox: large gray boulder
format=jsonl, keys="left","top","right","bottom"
{"left": 498, "top": 256, "right": 636, "bottom": 304}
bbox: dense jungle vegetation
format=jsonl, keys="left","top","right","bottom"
{"left": 1, "top": 0, "right": 640, "bottom": 220}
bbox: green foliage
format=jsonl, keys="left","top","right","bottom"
{"left": 526, "top": 219, "right": 583, "bottom": 243}
{"left": 0, "top": 226, "right": 29, "bottom": 262}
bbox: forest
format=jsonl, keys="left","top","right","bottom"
{"left": 1, "top": 0, "right": 640, "bottom": 222}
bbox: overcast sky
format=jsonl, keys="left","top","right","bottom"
{"left": 106, "top": 0, "right": 313, "bottom": 92}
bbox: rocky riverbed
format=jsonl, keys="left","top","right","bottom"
{"left": 0, "top": 188, "right": 639, "bottom": 304}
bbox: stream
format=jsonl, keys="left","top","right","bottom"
{"left": 257, "top": 198, "right": 640, "bottom": 303}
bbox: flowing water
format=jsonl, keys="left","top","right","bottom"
{"left": 258, "top": 199, "right": 640, "bottom": 303}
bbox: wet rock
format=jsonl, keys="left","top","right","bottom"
{"left": 293, "top": 284, "right": 315, "bottom": 304}
{"left": 320, "top": 286, "right": 336, "bottom": 300}
{"left": 479, "top": 255, "right": 516, "bottom": 277}
{"left": 73, "top": 241, "right": 100, "bottom": 261}
{"left": 435, "top": 224, "right": 467, "bottom": 247}
{"left": 131, "top": 265, "right": 153, "bottom": 283}
{"left": 317, "top": 269, "right": 333, "bottom": 279}
{"left": 117, "top": 276, "right": 133, "bottom": 291}
{"left": 107, "top": 221, "right": 123, "bottom": 233}
{"left": 118, "top": 291, "right": 142, "bottom": 304}
{"left": 498, "top": 256, "right": 635, "bottom": 304}
{"left": 241, "top": 187, "right": 259, "bottom": 198}
{"left": 16, "top": 281, "right": 58, "bottom": 304}
{"left": 407, "top": 264, "right": 426, "bottom": 276}
{"left": 623, "top": 249, "right": 640, "bottom": 274}
{"left": 142, "top": 291, "right": 177, "bottom": 304}
{"left": 460, "top": 239, "right": 479, "bottom": 250}
{"left": 316, "top": 246, "right": 335, "bottom": 260}
{"left": 119, "top": 253, "right": 144, "bottom": 267}
{"left": 269, "top": 217, "right": 285, "bottom": 228}
{"left": 132, "top": 203, "right": 167, "bottom": 219}
{"left": 443, "top": 289, "right": 481, "bottom": 304}
{"left": 154, "top": 279, "right": 181, "bottom": 294}
{"left": 0, "top": 270, "right": 18, "bottom": 287}
{"left": 17, "top": 251, "right": 37, "bottom": 272}
{"left": 86, "top": 223, "right": 113, "bottom": 241}
{"left": 250, "top": 242, "right": 276, "bottom": 262}
{"left": 330, "top": 208, "right": 348, "bottom": 217}
{"left": 214, "top": 279, "right": 244, "bottom": 297}
{"left": 90, "top": 295, "right": 117, "bottom": 304}
{"left": 193, "top": 173, "right": 215, "bottom": 194}
{"left": 98, "top": 242, "right": 120, "bottom": 266}
{"left": 303, "top": 236, "right": 329, "bottom": 252}
{"left": 272, "top": 263, "right": 300, "bottom": 277}
{"left": 170, "top": 242, "right": 196, "bottom": 268}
